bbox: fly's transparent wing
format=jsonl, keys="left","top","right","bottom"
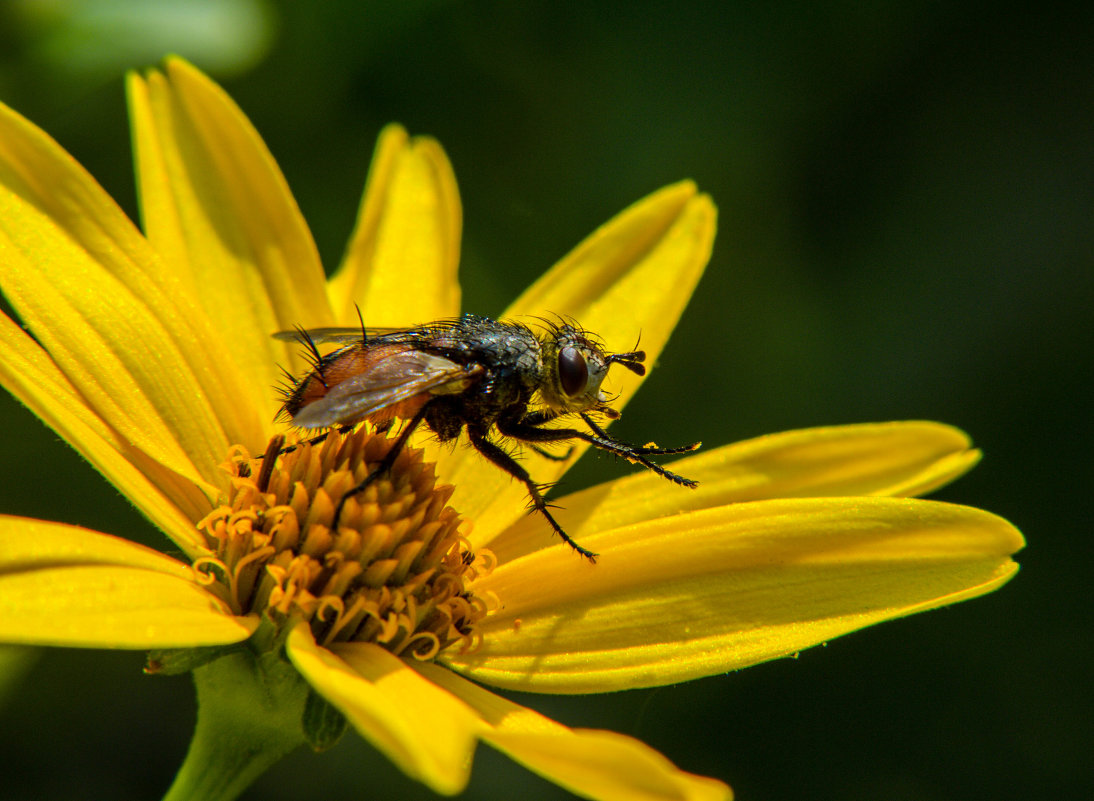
{"left": 289, "top": 348, "right": 479, "bottom": 428}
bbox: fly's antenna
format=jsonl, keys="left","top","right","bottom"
{"left": 608, "top": 350, "right": 647, "bottom": 376}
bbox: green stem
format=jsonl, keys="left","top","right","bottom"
{"left": 161, "top": 647, "right": 310, "bottom": 801}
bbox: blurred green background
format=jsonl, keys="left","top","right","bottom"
{"left": 0, "top": 1, "right": 1089, "bottom": 799}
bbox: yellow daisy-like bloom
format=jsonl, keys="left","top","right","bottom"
{"left": 0, "top": 57, "right": 1023, "bottom": 801}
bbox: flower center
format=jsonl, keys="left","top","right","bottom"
{"left": 194, "top": 428, "right": 493, "bottom": 660}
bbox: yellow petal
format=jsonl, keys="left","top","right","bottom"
{"left": 0, "top": 517, "right": 254, "bottom": 648}
{"left": 509, "top": 181, "right": 714, "bottom": 343}
{"left": 490, "top": 421, "right": 981, "bottom": 561}
{"left": 443, "top": 182, "right": 716, "bottom": 541}
{"left": 0, "top": 314, "right": 211, "bottom": 553}
{"left": 128, "top": 57, "right": 332, "bottom": 422}
{"left": 286, "top": 627, "right": 481, "bottom": 795}
{"left": 444, "top": 497, "right": 1023, "bottom": 693}
{"left": 0, "top": 99, "right": 262, "bottom": 483}
{"left": 328, "top": 124, "right": 462, "bottom": 325}
{"left": 0, "top": 515, "right": 200, "bottom": 574}
{"left": 417, "top": 662, "right": 731, "bottom": 801}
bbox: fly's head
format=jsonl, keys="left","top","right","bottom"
{"left": 538, "top": 322, "right": 646, "bottom": 416}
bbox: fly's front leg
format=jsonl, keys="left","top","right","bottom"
{"left": 499, "top": 415, "right": 699, "bottom": 488}
{"left": 527, "top": 443, "right": 574, "bottom": 462}
{"left": 467, "top": 429, "right": 597, "bottom": 562}
{"left": 580, "top": 413, "right": 701, "bottom": 456}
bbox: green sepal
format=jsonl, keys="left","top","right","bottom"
{"left": 302, "top": 687, "right": 349, "bottom": 752}
{"left": 145, "top": 643, "right": 243, "bottom": 676}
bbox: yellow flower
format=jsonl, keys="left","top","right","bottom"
{"left": 0, "top": 57, "right": 1022, "bottom": 801}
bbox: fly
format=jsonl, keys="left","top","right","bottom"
{"left": 275, "top": 314, "right": 699, "bottom": 561}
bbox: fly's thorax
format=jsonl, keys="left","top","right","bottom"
{"left": 429, "top": 318, "right": 542, "bottom": 388}
{"left": 537, "top": 324, "right": 612, "bottom": 413}
{"left": 462, "top": 319, "right": 544, "bottom": 403}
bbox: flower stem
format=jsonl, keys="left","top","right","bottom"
{"left": 161, "top": 647, "right": 310, "bottom": 801}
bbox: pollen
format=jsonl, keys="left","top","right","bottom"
{"left": 194, "top": 428, "right": 494, "bottom": 660}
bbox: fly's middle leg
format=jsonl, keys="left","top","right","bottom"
{"left": 467, "top": 429, "right": 597, "bottom": 563}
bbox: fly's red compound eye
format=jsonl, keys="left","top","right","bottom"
{"left": 558, "top": 345, "right": 589, "bottom": 396}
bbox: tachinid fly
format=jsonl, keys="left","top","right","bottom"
{"left": 276, "top": 314, "right": 698, "bottom": 561}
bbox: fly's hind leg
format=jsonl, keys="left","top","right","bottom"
{"left": 268, "top": 425, "right": 355, "bottom": 458}
{"left": 272, "top": 418, "right": 394, "bottom": 462}
{"left": 330, "top": 407, "right": 429, "bottom": 530}
{"left": 246, "top": 426, "right": 354, "bottom": 491}
{"left": 467, "top": 429, "right": 597, "bottom": 562}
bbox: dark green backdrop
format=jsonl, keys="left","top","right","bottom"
{"left": 0, "top": 2, "right": 1088, "bottom": 799}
